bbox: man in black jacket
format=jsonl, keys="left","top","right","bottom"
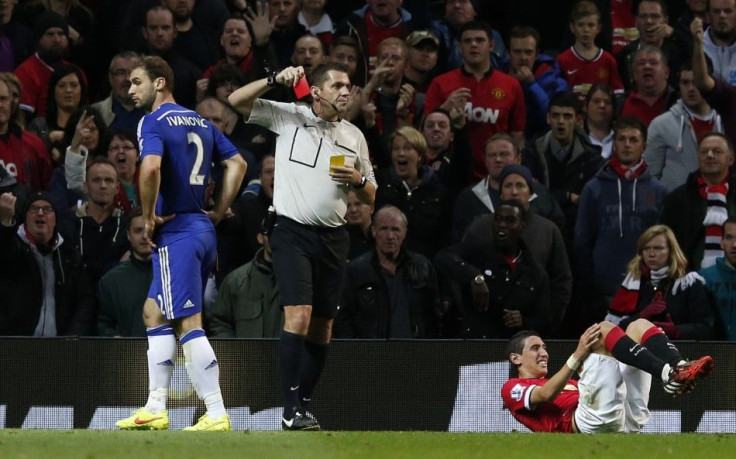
{"left": 660, "top": 132, "right": 736, "bottom": 271}
{"left": 0, "top": 191, "right": 96, "bottom": 336}
{"left": 435, "top": 199, "right": 552, "bottom": 339}
{"left": 334, "top": 205, "right": 441, "bottom": 339}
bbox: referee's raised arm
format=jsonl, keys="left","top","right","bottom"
{"left": 228, "top": 66, "right": 305, "bottom": 118}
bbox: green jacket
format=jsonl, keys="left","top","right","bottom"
{"left": 97, "top": 256, "right": 152, "bottom": 337}
{"left": 210, "top": 249, "right": 283, "bottom": 338}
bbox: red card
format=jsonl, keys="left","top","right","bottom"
{"left": 293, "top": 75, "right": 310, "bottom": 99}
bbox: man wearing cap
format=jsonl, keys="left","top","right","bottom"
{"left": 0, "top": 190, "right": 96, "bottom": 336}
{"left": 452, "top": 133, "right": 566, "bottom": 243}
{"left": 13, "top": 11, "right": 73, "bottom": 121}
{"left": 404, "top": 30, "right": 440, "bottom": 94}
{"left": 445, "top": 164, "right": 571, "bottom": 337}
{"left": 502, "top": 26, "right": 569, "bottom": 138}
{"left": 435, "top": 199, "right": 552, "bottom": 338}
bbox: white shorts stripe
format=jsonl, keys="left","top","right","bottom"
{"left": 159, "top": 246, "right": 173, "bottom": 319}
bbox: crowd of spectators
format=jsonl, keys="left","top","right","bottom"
{"left": 2, "top": 0, "right": 736, "bottom": 341}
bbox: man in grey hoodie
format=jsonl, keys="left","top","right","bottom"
{"left": 644, "top": 64, "right": 723, "bottom": 191}
{"left": 703, "top": 0, "right": 736, "bottom": 85}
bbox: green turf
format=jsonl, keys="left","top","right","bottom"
{"left": 0, "top": 430, "right": 734, "bottom": 459}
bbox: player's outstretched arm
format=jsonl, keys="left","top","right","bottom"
{"left": 529, "top": 323, "right": 601, "bottom": 407}
{"left": 208, "top": 155, "right": 247, "bottom": 226}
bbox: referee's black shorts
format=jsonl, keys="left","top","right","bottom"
{"left": 270, "top": 216, "right": 349, "bottom": 319}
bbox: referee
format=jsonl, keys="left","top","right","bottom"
{"left": 229, "top": 63, "right": 376, "bottom": 430}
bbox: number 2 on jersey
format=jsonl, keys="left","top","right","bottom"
{"left": 187, "top": 132, "right": 205, "bottom": 185}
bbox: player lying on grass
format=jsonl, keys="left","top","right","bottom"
{"left": 502, "top": 319, "right": 714, "bottom": 433}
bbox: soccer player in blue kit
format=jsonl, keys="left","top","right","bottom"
{"left": 116, "top": 56, "right": 246, "bottom": 431}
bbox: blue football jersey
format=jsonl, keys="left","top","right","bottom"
{"left": 137, "top": 103, "right": 238, "bottom": 235}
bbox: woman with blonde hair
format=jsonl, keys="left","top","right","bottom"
{"left": 606, "top": 224, "right": 715, "bottom": 340}
{"left": 374, "top": 126, "right": 451, "bottom": 257}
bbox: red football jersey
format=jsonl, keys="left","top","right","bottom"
{"left": 611, "top": 0, "right": 638, "bottom": 55}
{"left": 501, "top": 377, "right": 579, "bottom": 433}
{"left": 557, "top": 47, "right": 624, "bottom": 100}
{"left": 424, "top": 68, "right": 526, "bottom": 180}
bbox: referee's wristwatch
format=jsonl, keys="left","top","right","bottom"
{"left": 472, "top": 274, "right": 485, "bottom": 285}
{"left": 266, "top": 72, "right": 279, "bottom": 87}
{"left": 353, "top": 175, "right": 367, "bottom": 189}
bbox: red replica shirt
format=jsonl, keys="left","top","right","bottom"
{"left": 611, "top": 0, "right": 638, "bottom": 55}
{"left": 557, "top": 47, "right": 624, "bottom": 101}
{"left": 0, "top": 128, "right": 52, "bottom": 192}
{"left": 424, "top": 68, "right": 526, "bottom": 179}
{"left": 365, "top": 12, "right": 405, "bottom": 77}
{"left": 620, "top": 91, "right": 670, "bottom": 127}
{"left": 14, "top": 54, "right": 73, "bottom": 117}
{"left": 501, "top": 377, "right": 579, "bottom": 433}
{"left": 202, "top": 53, "right": 254, "bottom": 79}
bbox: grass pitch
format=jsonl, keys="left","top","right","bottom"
{"left": 0, "top": 430, "right": 734, "bottom": 459}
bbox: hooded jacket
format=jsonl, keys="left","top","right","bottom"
{"left": 501, "top": 54, "right": 570, "bottom": 138}
{"left": 644, "top": 99, "right": 723, "bottom": 192}
{"left": 0, "top": 223, "right": 95, "bottom": 336}
{"left": 703, "top": 27, "right": 736, "bottom": 86}
{"left": 575, "top": 163, "right": 668, "bottom": 297}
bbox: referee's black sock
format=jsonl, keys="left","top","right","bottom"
{"left": 300, "top": 340, "right": 329, "bottom": 407}
{"left": 604, "top": 325, "right": 666, "bottom": 377}
{"left": 280, "top": 330, "right": 305, "bottom": 420}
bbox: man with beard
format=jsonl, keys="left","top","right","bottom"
{"left": 90, "top": 51, "right": 146, "bottom": 133}
{"left": 14, "top": 11, "right": 73, "bottom": 122}
{"left": 163, "top": 0, "right": 220, "bottom": 72}
{"left": 228, "top": 62, "right": 376, "bottom": 430}
{"left": 335, "top": 205, "right": 441, "bottom": 339}
{"left": 97, "top": 207, "right": 153, "bottom": 337}
{"left": 116, "top": 56, "right": 246, "bottom": 431}
{"left": 435, "top": 199, "right": 552, "bottom": 339}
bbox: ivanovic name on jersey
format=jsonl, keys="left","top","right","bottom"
{"left": 164, "top": 114, "right": 208, "bottom": 128}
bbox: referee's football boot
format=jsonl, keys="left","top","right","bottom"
{"left": 116, "top": 407, "right": 169, "bottom": 430}
{"left": 184, "top": 413, "right": 232, "bottom": 431}
{"left": 663, "top": 356, "right": 714, "bottom": 395}
{"left": 282, "top": 411, "right": 321, "bottom": 431}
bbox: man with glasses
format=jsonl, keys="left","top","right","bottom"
{"left": 0, "top": 190, "right": 96, "bottom": 336}
{"left": 616, "top": 0, "right": 685, "bottom": 90}
{"left": 90, "top": 51, "right": 145, "bottom": 133}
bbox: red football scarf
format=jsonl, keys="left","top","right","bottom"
{"left": 609, "top": 155, "right": 647, "bottom": 180}
{"left": 697, "top": 175, "right": 729, "bottom": 268}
